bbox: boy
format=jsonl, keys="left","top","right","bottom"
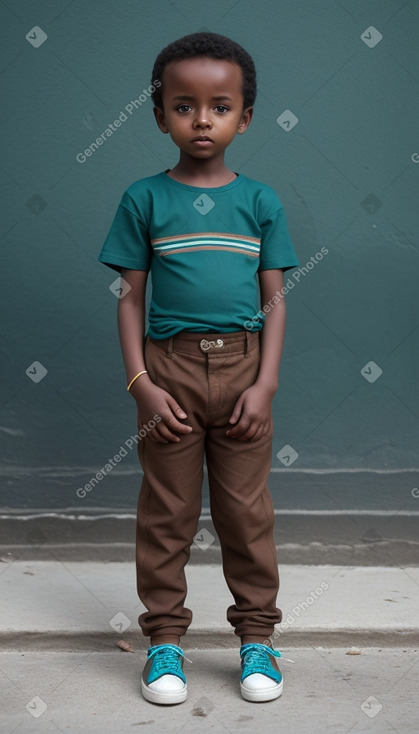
{"left": 98, "top": 31, "right": 299, "bottom": 705}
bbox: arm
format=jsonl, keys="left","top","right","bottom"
{"left": 117, "top": 269, "right": 148, "bottom": 380}
{"left": 255, "top": 268, "right": 287, "bottom": 393}
{"left": 118, "top": 268, "right": 192, "bottom": 443}
{"left": 227, "top": 268, "right": 286, "bottom": 441}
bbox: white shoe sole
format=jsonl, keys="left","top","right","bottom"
{"left": 141, "top": 679, "right": 187, "bottom": 705}
{"left": 240, "top": 678, "right": 283, "bottom": 702}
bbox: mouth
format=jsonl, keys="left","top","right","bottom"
{"left": 191, "top": 136, "right": 214, "bottom": 144}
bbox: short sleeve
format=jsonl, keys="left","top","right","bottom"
{"left": 98, "top": 191, "right": 151, "bottom": 273}
{"left": 258, "top": 195, "right": 299, "bottom": 272}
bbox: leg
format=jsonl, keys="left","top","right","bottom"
{"left": 204, "top": 336, "right": 281, "bottom": 640}
{"left": 136, "top": 433, "right": 204, "bottom": 640}
{"left": 206, "top": 423, "right": 281, "bottom": 639}
{"left": 135, "top": 337, "right": 206, "bottom": 641}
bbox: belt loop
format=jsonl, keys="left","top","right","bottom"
{"left": 244, "top": 330, "right": 250, "bottom": 357}
{"left": 166, "top": 336, "right": 174, "bottom": 359}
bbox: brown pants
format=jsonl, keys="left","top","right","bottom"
{"left": 136, "top": 330, "right": 282, "bottom": 640}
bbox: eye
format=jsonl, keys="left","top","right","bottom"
{"left": 176, "top": 104, "right": 191, "bottom": 113}
{"left": 215, "top": 105, "right": 228, "bottom": 113}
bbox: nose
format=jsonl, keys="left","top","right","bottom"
{"left": 193, "top": 108, "right": 212, "bottom": 129}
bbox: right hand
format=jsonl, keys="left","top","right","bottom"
{"left": 131, "top": 375, "right": 192, "bottom": 443}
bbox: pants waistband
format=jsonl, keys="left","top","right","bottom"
{"left": 147, "top": 330, "right": 259, "bottom": 357}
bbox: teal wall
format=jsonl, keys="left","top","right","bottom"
{"left": 1, "top": 0, "right": 418, "bottom": 512}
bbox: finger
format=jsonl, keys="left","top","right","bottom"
{"left": 163, "top": 415, "right": 193, "bottom": 435}
{"left": 249, "top": 425, "right": 265, "bottom": 442}
{"left": 143, "top": 426, "right": 167, "bottom": 443}
{"left": 137, "top": 421, "right": 175, "bottom": 443}
{"left": 237, "top": 424, "right": 259, "bottom": 441}
{"left": 228, "top": 397, "right": 243, "bottom": 425}
{"left": 155, "top": 422, "right": 185, "bottom": 442}
{"left": 143, "top": 414, "right": 192, "bottom": 442}
{"left": 147, "top": 427, "right": 169, "bottom": 443}
{"left": 166, "top": 396, "right": 189, "bottom": 421}
{"left": 234, "top": 416, "right": 263, "bottom": 441}
{"left": 227, "top": 418, "right": 252, "bottom": 439}
{"left": 157, "top": 414, "right": 194, "bottom": 441}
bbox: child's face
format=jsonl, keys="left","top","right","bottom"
{"left": 154, "top": 57, "right": 253, "bottom": 159}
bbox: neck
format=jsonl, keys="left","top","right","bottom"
{"left": 167, "top": 152, "right": 234, "bottom": 186}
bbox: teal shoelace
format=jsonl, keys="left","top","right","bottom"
{"left": 147, "top": 644, "right": 192, "bottom": 678}
{"left": 240, "top": 643, "right": 294, "bottom": 678}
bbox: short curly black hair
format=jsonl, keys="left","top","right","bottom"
{"left": 151, "top": 32, "right": 256, "bottom": 111}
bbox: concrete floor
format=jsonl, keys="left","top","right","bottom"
{"left": 1, "top": 647, "right": 418, "bottom": 733}
{"left": 1, "top": 560, "right": 418, "bottom": 732}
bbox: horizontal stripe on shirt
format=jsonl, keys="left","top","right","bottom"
{"left": 151, "top": 232, "right": 261, "bottom": 256}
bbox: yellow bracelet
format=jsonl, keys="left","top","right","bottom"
{"left": 127, "top": 370, "right": 148, "bottom": 391}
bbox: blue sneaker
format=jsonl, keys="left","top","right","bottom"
{"left": 141, "top": 644, "right": 190, "bottom": 705}
{"left": 240, "top": 643, "right": 284, "bottom": 702}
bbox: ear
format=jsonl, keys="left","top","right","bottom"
{"left": 237, "top": 106, "right": 254, "bottom": 134}
{"left": 153, "top": 106, "right": 169, "bottom": 134}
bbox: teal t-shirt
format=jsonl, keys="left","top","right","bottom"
{"left": 98, "top": 171, "right": 299, "bottom": 339}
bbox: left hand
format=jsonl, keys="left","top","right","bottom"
{"left": 226, "top": 383, "right": 274, "bottom": 442}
